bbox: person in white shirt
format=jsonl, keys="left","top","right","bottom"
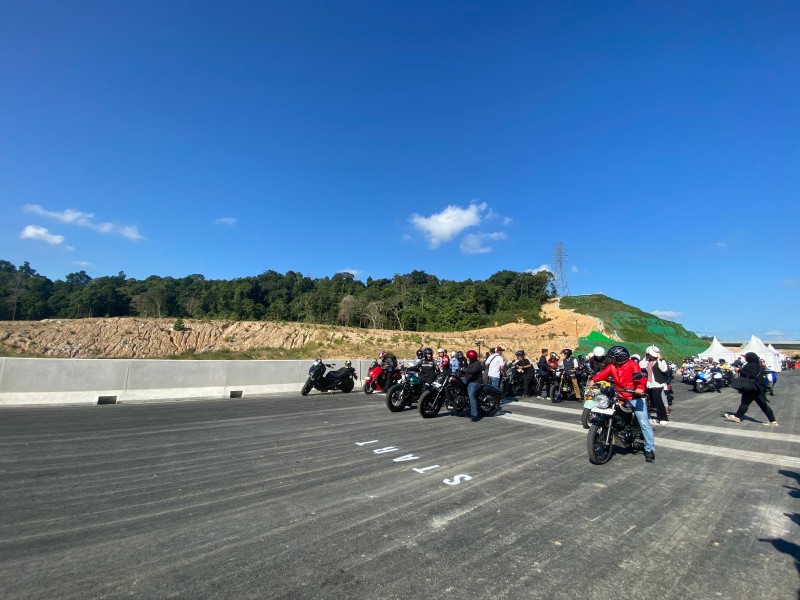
{"left": 485, "top": 346, "right": 505, "bottom": 388}
{"left": 639, "top": 345, "right": 670, "bottom": 425}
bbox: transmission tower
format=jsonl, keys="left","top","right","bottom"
{"left": 553, "top": 241, "right": 570, "bottom": 298}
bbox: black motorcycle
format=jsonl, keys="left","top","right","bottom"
{"left": 503, "top": 361, "right": 525, "bottom": 397}
{"left": 418, "top": 371, "right": 500, "bottom": 418}
{"left": 587, "top": 374, "right": 646, "bottom": 464}
{"left": 549, "top": 367, "right": 584, "bottom": 402}
{"left": 386, "top": 366, "right": 430, "bottom": 412}
{"left": 300, "top": 359, "right": 357, "bottom": 396}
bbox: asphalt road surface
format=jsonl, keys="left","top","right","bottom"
{"left": 1, "top": 371, "right": 798, "bottom": 600}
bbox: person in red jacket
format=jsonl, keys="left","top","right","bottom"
{"left": 592, "top": 345, "right": 656, "bottom": 463}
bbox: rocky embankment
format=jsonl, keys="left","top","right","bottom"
{"left": 0, "top": 301, "right": 603, "bottom": 359}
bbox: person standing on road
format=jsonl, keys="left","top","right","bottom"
{"left": 515, "top": 350, "right": 536, "bottom": 397}
{"left": 724, "top": 352, "right": 779, "bottom": 426}
{"left": 640, "top": 345, "right": 670, "bottom": 425}
{"left": 592, "top": 345, "right": 655, "bottom": 463}
{"left": 486, "top": 347, "right": 505, "bottom": 389}
{"left": 463, "top": 349, "right": 484, "bottom": 422}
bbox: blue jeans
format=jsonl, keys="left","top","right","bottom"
{"left": 467, "top": 382, "right": 481, "bottom": 417}
{"left": 629, "top": 397, "right": 655, "bottom": 452}
{"left": 489, "top": 376, "right": 500, "bottom": 389}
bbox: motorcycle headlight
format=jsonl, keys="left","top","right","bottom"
{"left": 594, "top": 393, "right": 611, "bottom": 409}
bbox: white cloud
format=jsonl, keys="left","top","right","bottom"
{"left": 460, "top": 232, "right": 507, "bottom": 254}
{"left": 340, "top": 268, "right": 362, "bottom": 276}
{"left": 715, "top": 241, "right": 726, "bottom": 248}
{"left": 410, "top": 202, "right": 487, "bottom": 248}
{"left": 651, "top": 310, "right": 682, "bottom": 319}
{"left": 765, "top": 329, "right": 784, "bottom": 337}
{"left": 71, "top": 260, "right": 96, "bottom": 269}
{"left": 782, "top": 279, "right": 799, "bottom": 287}
{"left": 571, "top": 265, "right": 579, "bottom": 273}
{"left": 213, "top": 217, "right": 237, "bottom": 226}
{"left": 502, "top": 216, "right": 513, "bottom": 226}
{"left": 23, "top": 204, "right": 145, "bottom": 241}
{"left": 20, "top": 225, "right": 65, "bottom": 246}
{"left": 526, "top": 264, "right": 551, "bottom": 274}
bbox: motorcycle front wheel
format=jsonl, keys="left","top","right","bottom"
{"left": 581, "top": 408, "right": 591, "bottom": 429}
{"left": 418, "top": 391, "right": 441, "bottom": 418}
{"left": 549, "top": 383, "right": 560, "bottom": 402}
{"left": 301, "top": 378, "right": 314, "bottom": 396}
{"left": 587, "top": 423, "right": 614, "bottom": 464}
{"left": 693, "top": 381, "right": 706, "bottom": 393}
{"left": 386, "top": 384, "right": 407, "bottom": 412}
{"left": 363, "top": 381, "right": 375, "bottom": 395}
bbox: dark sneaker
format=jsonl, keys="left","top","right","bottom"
{"left": 645, "top": 450, "right": 655, "bottom": 463}
{"left": 470, "top": 416, "right": 481, "bottom": 422}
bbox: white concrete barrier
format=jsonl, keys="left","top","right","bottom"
{"left": 0, "top": 357, "right": 384, "bottom": 406}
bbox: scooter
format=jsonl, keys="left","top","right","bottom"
{"left": 300, "top": 359, "right": 357, "bottom": 396}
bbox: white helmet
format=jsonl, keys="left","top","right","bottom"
{"left": 592, "top": 346, "right": 606, "bottom": 358}
{"left": 645, "top": 345, "right": 661, "bottom": 357}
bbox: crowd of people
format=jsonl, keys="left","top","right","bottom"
{"left": 370, "top": 339, "right": 784, "bottom": 460}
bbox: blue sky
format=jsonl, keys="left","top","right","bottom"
{"left": 1, "top": 0, "right": 798, "bottom": 340}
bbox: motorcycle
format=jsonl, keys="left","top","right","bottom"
{"left": 549, "top": 367, "right": 584, "bottom": 403}
{"left": 587, "top": 374, "right": 646, "bottom": 465}
{"left": 503, "top": 361, "right": 525, "bottom": 397}
{"left": 300, "top": 358, "right": 357, "bottom": 396}
{"left": 681, "top": 364, "right": 696, "bottom": 384}
{"left": 386, "top": 366, "right": 430, "bottom": 412}
{"left": 418, "top": 371, "right": 501, "bottom": 418}
{"left": 363, "top": 361, "right": 401, "bottom": 394}
{"left": 693, "top": 367, "right": 723, "bottom": 393}
{"left": 764, "top": 370, "right": 777, "bottom": 396}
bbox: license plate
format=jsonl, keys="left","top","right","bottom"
{"left": 591, "top": 407, "right": 615, "bottom": 416}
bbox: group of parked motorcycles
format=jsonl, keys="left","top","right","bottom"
{"left": 680, "top": 360, "right": 778, "bottom": 396}
{"left": 301, "top": 358, "right": 502, "bottom": 419}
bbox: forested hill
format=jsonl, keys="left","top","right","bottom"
{"left": 0, "top": 260, "right": 555, "bottom": 332}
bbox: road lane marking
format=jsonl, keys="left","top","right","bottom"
{"left": 497, "top": 412, "right": 800, "bottom": 468}
{"left": 511, "top": 400, "right": 800, "bottom": 443}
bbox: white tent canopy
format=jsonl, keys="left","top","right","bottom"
{"left": 698, "top": 337, "right": 737, "bottom": 364}
{"left": 739, "top": 335, "right": 781, "bottom": 371}
{"left": 767, "top": 343, "right": 787, "bottom": 362}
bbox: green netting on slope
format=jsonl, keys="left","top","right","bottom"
{"left": 563, "top": 295, "right": 708, "bottom": 361}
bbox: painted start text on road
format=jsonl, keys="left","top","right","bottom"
{"left": 355, "top": 440, "right": 473, "bottom": 486}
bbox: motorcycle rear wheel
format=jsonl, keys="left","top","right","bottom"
{"left": 363, "top": 381, "right": 375, "bottom": 395}
{"left": 478, "top": 388, "right": 500, "bottom": 416}
{"left": 340, "top": 378, "right": 354, "bottom": 393}
{"left": 418, "top": 391, "right": 441, "bottom": 418}
{"left": 587, "top": 423, "right": 614, "bottom": 464}
{"left": 300, "top": 379, "right": 313, "bottom": 396}
{"left": 386, "top": 384, "right": 406, "bottom": 412}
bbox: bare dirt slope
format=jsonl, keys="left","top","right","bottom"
{"left": 0, "top": 300, "right": 604, "bottom": 359}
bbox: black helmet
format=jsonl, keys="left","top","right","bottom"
{"left": 607, "top": 345, "right": 630, "bottom": 365}
{"left": 416, "top": 349, "right": 423, "bottom": 359}
{"left": 561, "top": 348, "right": 573, "bottom": 358}
{"left": 456, "top": 350, "right": 465, "bottom": 360}
{"left": 515, "top": 350, "right": 525, "bottom": 357}
{"left": 423, "top": 347, "right": 433, "bottom": 357}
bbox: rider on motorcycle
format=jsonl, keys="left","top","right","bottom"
{"left": 592, "top": 345, "right": 655, "bottom": 463}
{"left": 588, "top": 346, "right": 611, "bottom": 375}
{"left": 560, "top": 349, "right": 583, "bottom": 399}
{"left": 462, "top": 349, "right": 483, "bottom": 422}
{"left": 413, "top": 349, "right": 423, "bottom": 367}
{"left": 417, "top": 348, "right": 437, "bottom": 384}
{"left": 379, "top": 350, "right": 398, "bottom": 392}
